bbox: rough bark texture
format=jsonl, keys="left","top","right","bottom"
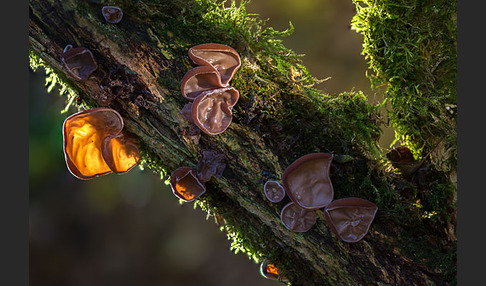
{"left": 29, "top": 0, "right": 456, "bottom": 285}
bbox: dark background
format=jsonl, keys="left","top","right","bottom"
{"left": 29, "top": 1, "right": 396, "bottom": 285}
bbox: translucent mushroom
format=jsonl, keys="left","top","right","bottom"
{"left": 180, "top": 66, "right": 225, "bottom": 100}
{"left": 260, "top": 258, "right": 289, "bottom": 282}
{"left": 282, "top": 153, "right": 334, "bottom": 210}
{"left": 324, "top": 197, "right": 378, "bottom": 243}
{"left": 102, "top": 6, "right": 123, "bottom": 23}
{"left": 61, "top": 45, "right": 98, "bottom": 81}
{"left": 264, "top": 180, "right": 285, "bottom": 203}
{"left": 62, "top": 107, "right": 140, "bottom": 179}
{"left": 188, "top": 43, "right": 241, "bottom": 86}
{"left": 170, "top": 167, "right": 206, "bottom": 202}
{"left": 280, "top": 202, "right": 317, "bottom": 232}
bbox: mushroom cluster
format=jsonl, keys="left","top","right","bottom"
{"left": 263, "top": 153, "right": 378, "bottom": 243}
{"left": 180, "top": 43, "right": 241, "bottom": 135}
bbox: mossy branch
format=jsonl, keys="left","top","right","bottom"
{"left": 29, "top": 0, "right": 456, "bottom": 285}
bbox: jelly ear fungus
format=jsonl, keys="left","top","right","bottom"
{"left": 102, "top": 6, "right": 123, "bottom": 23}
{"left": 61, "top": 45, "right": 98, "bottom": 81}
{"left": 170, "top": 167, "right": 206, "bottom": 202}
{"left": 324, "top": 197, "right": 378, "bottom": 243}
{"left": 180, "top": 66, "right": 224, "bottom": 100}
{"left": 264, "top": 181, "right": 285, "bottom": 203}
{"left": 280, "top": 202, "right": 317, "bottom": 232}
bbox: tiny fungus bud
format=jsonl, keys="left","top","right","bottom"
{"left": 324, "top": 197, "right": 378, "bottom": 243}
{"left": 191, "top": 87, "right": 239, "bottom": 135}
{"left": 280, "top": 202, "right": 317, "bottom": 232}
{"left": 196, "top": 150, "right": 226, "bottom": 183}
{"left": 170, "top": 167, "right": 206, "bottom": 202}
{"left": 260, "top": 259, "right": 289, "bottom": 282}
{"left": 264, "top": 181, "right": 285, "bottom": 203}
{"left": 62, "top": 107, "right": 140, "bottom": 179}
{"left": 188, "top": 43, "right": 241, "bottom": 86}
{"left": 282, "top": 153, "right": 334, "bottom": 210}
{"left": 102, "top": 6, "right": 123, "bottom": 23}
{"left": 61, "top": 45, "right": 98, "bottom": 81}
{"left": 181, "top": 66, "right": 224, "bottom": 100}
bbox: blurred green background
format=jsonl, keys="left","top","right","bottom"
{"left": 29, "top": 1, "right": 392, "bottom": 285}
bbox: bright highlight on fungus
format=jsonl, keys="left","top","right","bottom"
{"left": 170, "top": 167, "right": 206, "bottom": 202}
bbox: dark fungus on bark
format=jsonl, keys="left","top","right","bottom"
{"left": 264, "top": 180, "right": 285, "bottom": 203}
{"left": 170, "top": 167, "right": 206, "bottom": 202}
{"left": 188, "top": 43, "right": 241, "bottom": 86}
{"left": 191, "top": 87, "right": 239, "bottom": 135}
{"left": 196, "top": 150, "right": 226, "bottom": 183}
{"left": 102, "top": 6, "right": 123, "bottom": 23}
{"left": 62, "top": 107, "right": 140, "bottom": 180}
{"left": 282, "top": 153, "right": 334, "bottom": 210}
{"left": 324, "top": 197, "right": 378, "bottom": 243}
{"left": 61, "top": 45, "right": 98, "bottom": 81}
{"left": 280, "top": 202, "right": 317, "bottom": 232}
{"left": 260, "top": 258, "right": 289, "bottom": 282}
{"left": 181, "top": 66, "right": 224, "bottom": 100}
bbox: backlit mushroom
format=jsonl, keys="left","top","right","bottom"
{"left": 280, "top": 202, "right": 317, "bottom": 232}
{"left": 170, "top": 167, "right": 206, "bottom": 202}
{"left": 61, "top": 45, "right": 98, "bottom": 81}
{"left": 102, "top": 6, "right": 123, "bottom": 23}
{"left": 188, "top": 43, "right": 241, "bottom": 86}
{"left": 181, "top": 66, "right": 225, "bottom": 100}
{"left": 62, "top": 107, "right": 140, "bottom": 179}
{"left": 282, "top": 153, "right": 334, "bottom": 210}
{"left": 324, "top": 197, "right": 378, "bottom": 243}
{"left": 191, "top": 86, "right": 239, "bottom": 135}
{"left": 260, "top": 258, "right": 289, "bottom": 282}
{"left": 264, "top": 181, "right": 285, "bottom": 203}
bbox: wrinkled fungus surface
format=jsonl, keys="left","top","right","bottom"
{"left": 280, "top": 202, "right": 317, "bottom": 232}
{"left": 102, "top": 6, "right": 123, "bottom": 23}
{"left": 61, "top": 45, "right": 97, "bottom": 81}
{"left": 282, "top": 153, "right": 334, "bottom": 209}
{"left": 63, "top": 107, "right": 139, "bottom": 179}
{"left": 181, "top": 66, "right": 224, "bottom": 100}
{"left": 264, "top": 181, "right": 285, "bottom": 203}
{"left": 196, "top": 150, "right": 226, "bottom": 183}
{"left": 170, "top": 167, "right": 206, "bottom": 202}
{"left": 324, "top": 197, "right": 378, "bottom": 243}
{"left": 188, "top": 43, "right": 241, "bottom": 86}
{"left": 191, "top": 87, "right": 239, "bottom": 135}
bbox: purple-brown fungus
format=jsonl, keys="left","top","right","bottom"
{"left": 282, "top": 153, "right": 334, "bottom": 210}
{"left": 61, "top": 45, "right": 98, "bottom": 81}
{"left": 191, "top": 87, "right": 239, "bottom": 135}
{"left": 180, "top": 66, "right": 224, "bottom": 100}
{"left": 188, "top": 43, "right": 241, "bottom": 86}
{"left": 264, "top": 181, "right": 285, "bottom": 203}
{"left": 102, "top": 6, "right": 123, "bottom": 23}
{"left": 280, "top": 202, "right": 317, "bottom": 232}
{"left": 324, "top": 197, "right": 378, "bottom": 243}
{"left": 196, "top": 150, "right": 226, "bottom": 183}
{"left": 170, "top": 167, "right": 206, "bottom": 202}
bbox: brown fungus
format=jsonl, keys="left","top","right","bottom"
{"left": 180, "top": 66, "right": 224, "bottom": 100}
{"left": 61, "top": 45, "right": 98, "bottom": 81}
{"left": 324, "top": 197, "right": 378, "bottom": 243}
{"left": 191, "top": 86, "right": 239, "bottom": 135}
{"left": 196, "top": 150, "right": 226, "bottom": 183}
{"left": 260, "top": 259, "right": 289, "bottom": 282}
{"left": 102, "top": 6, "right": 123, "bottom": 23}
{"left": 62, "top": 107, "right": 140, "bottom": 179}
{"left": 280, "top": 202, "right": 317, "bottom": 232}
{"left": 188, "top": 43, "right": 241, "bottom": 86}
{"left": 264, "top": 180, "right": 285, "bottom": 203}
{"left": 170, "top": 167, "right": 206, "bottom": 202}
{"left": 282, "top": 153, "right": 334, "bottom": 210}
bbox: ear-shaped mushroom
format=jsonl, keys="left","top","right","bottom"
{"left": 191, "top": 87, "right": 239, "bottom": 135}
{"left": 63, "top": 107, "right": 140, "bottom": 179}
{"left": 181, "top": 66, "right": 225, "bottom": 100}
{"left": 170, "top": 167, "right": 206, "bottom": 202}
{"left": 188, "top": 43, "right": 241, "bottom": 86}
{"left": 102, "top": 6, "right": 123, "bottom": 23}
{"left": 61, "top": 45, "right": 98, "bottom": 81}
{"left": 264, "top": 181, "right": 285, "bottom": 203}
{"left": 280, "top": 202, "right": 317, "bottom": 232}
{"left": 260, "top": 259, "right": 289, "bottom": 282}
{"left": 282, "top": 153, "right": 334, "bottom": 210}
{"left": 196, "top": 150, "right": 226, "bottom": 183}
{"left": 324, "top": 197, "right": 378, "bottom": 243}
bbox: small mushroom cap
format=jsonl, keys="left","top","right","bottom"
{"left": 63, "top": 108, "right": 124, "bottom": 179}
{"left": 102, "top": 6, "right": 123, "bottom": 23}
{"left": 102, "top": 132, "right": 140, "bottom": 174}
{"left": 61, "top": 45, "right": 97, "bottom": 81}
{"left": 181, "top": 66, "right": 225, "bottom": 100}
{"left": 188, "top": 43, "right": 241, "bottom": 86}
{"left": 260, "top": 259, "right": 288, "bottom": 282}
{"left": 170, "top": 167, "right": 206, "bottom": 202}
{"left": 191, "top": 87, "right": 239, "bottom": 135}
{"left": 324, "top": 197, "right": 378, "bottom": 243}
{"left": 282, "top": 153, "right": 334, "bottom": 210}
{"left": 264, "top": 181, "right": 285, "bottom": 203}
{"left": 280, "top": 202, "right": 317, "bottom": 232}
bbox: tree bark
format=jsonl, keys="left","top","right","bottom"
{"left": 29, "top": 0, "right": 456, "bottom": 285}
